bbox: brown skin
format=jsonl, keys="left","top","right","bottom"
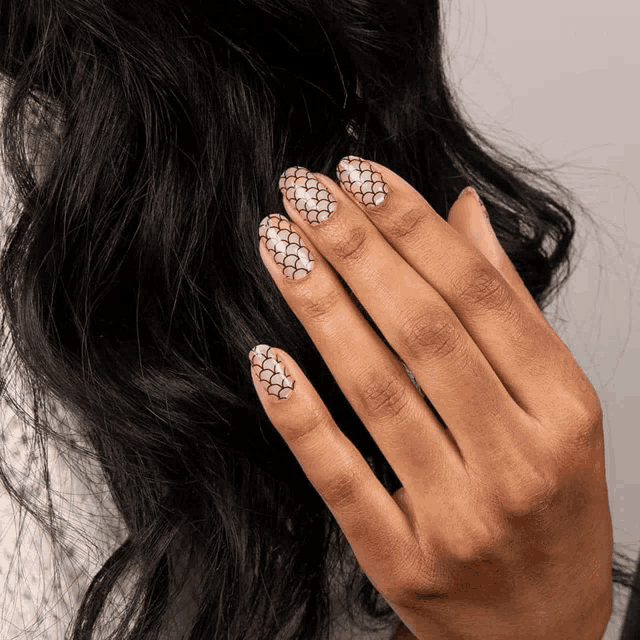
{"left": 392, "top": 621, "right": 419, "bottom": 640}
{"left": 251, "top": 159, "right": 613, "bottom": 639}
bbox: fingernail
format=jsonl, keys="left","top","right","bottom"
{"left": 279, "top": 167, "right": 337, "bottom": 225}
{"left": 249, "top": 345, "right": 295, "bottom": 400}
{"left": 458, "top": 186, "right": 502, "bottom": 264}
{"left": 336, "top": 156, "right": 388, "bottom": 209}
{"left": 459, "top": 186, "right": 489, "bottom": 220}
{"left": 259, "top": 214, "right": 315, "bottom": 280}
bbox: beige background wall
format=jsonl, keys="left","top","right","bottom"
{"left": 442, "top": 2, "right": 639, "bottom": 636}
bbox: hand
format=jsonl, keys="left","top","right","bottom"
{"left": 249, "top": 158, "right": 613, "bottom": 639}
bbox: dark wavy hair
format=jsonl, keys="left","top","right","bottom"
{"left": 0, "top": 0, "right": 636, "bottom": 638}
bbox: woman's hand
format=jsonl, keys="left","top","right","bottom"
{"left": 249, "top": 157, "right": 613, "bottom": 639}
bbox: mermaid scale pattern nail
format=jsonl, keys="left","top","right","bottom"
{"left": 250, "top": 345, "right": 295, "bottom": 399}
{"left": 259, "top": 214, "right": 315, "bottom": 280}
{"left": 279, "top": 167, "right": 337, "bottom": 225}
{"left": 337, "top": 156, "right": 389, "bottom": 208}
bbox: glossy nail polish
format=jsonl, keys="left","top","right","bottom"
{"left": 337, "top": 156, "right": 388, "bottom": 208}
{"left": 279, "top": 167, "right": 337, "bottom": 225}
{"left": 249, "top": 345, "right": 295, "bottom": 399}
{"left": 259, "top": 214, "right": 315, "bottom": 280}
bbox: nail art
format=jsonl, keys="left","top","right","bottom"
{"left": 337, "top": 156, "right": 388, "bottom": 208}
{"left": 259, "top": 214, "right": 315, "bottom": 280}
{"left": 249, "top": 344, "right": 295, "bottom": 400}
{"left": 279, "top": 167, "right": 337, "bottom": 225}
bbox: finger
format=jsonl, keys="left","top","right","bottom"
{"left": 447, "top": 187, "right": 602, "bottom": 423}
{"left": 247, "top": 344, "right": 420, "bottom": 593}
{"left": 446, "top": 186, "right": 543, "bottom": 321}
{"left": 257, "top": 213, "right": 462, "bottom": 493}
{"left": 331, "top": 158, "right": 593, "bottom": 426}
{"left": 277, "top": 165, "right": 529, "bottom": 469}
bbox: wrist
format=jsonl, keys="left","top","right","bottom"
{"left": 389, "top": 585, "right": 612, "bottom": 640}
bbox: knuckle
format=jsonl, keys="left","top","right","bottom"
{"left": 445, "top": 515, "right": 504, "bottom": 563}
{"left": 543, "top": 380, "right": 604, "bottom": 452}
{"left": 449, "top": 537, "right": 494, "bottom": 565}
{"left": 586, "top": 393, "right": 604, "bottom": 425}
{"left": 285, "top": 406, "right": 328, "bottom": 448}
{"left": 331, "top": 226, "right": 368, "bottom": 265}
{"left": 497, "top": 465, "right": 558, "bottom": 517}
{"left": 356, "top": 373, "right": 412, "bottom": 421}
{"left": 321, "top": 463, "right": 360, "bottom": 510}
{"left": 386, "top": 206, "right": 424, "bottom": 241}
{"left": 300, "top": 285, "right": 343, "bottom": 323}
{"left": 573, "top": 387, "right": 604, "bottom": 430}
{"left": 377, "top": 549, "right": 438, "bottom": 604}
{"left": 452, "top": 263, "right": 512, "bottom": 314}
{"left": 556, "top": 390, "right": 605, "bottom": 454}
{"left": 399, "top": 307, "right": 463, "bottom": 361}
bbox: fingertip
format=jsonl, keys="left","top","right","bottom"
{"left": 249, "top": 344, "right": 296, "bottom": 402}
{"left": 447, "top": 186, "right": 476, "bottom": 223}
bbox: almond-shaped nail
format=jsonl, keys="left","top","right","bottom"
{"left": 279, "top": 167, "right": 337, "bottom": 225}
{"left": 249, "top": 345, "right": 295, "bottom": 400}
{"left": 259, "top": 214, "right": 315, "bottom": 280}
{"left": 336, "top": 156, "right": 389, "bottom": 208}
